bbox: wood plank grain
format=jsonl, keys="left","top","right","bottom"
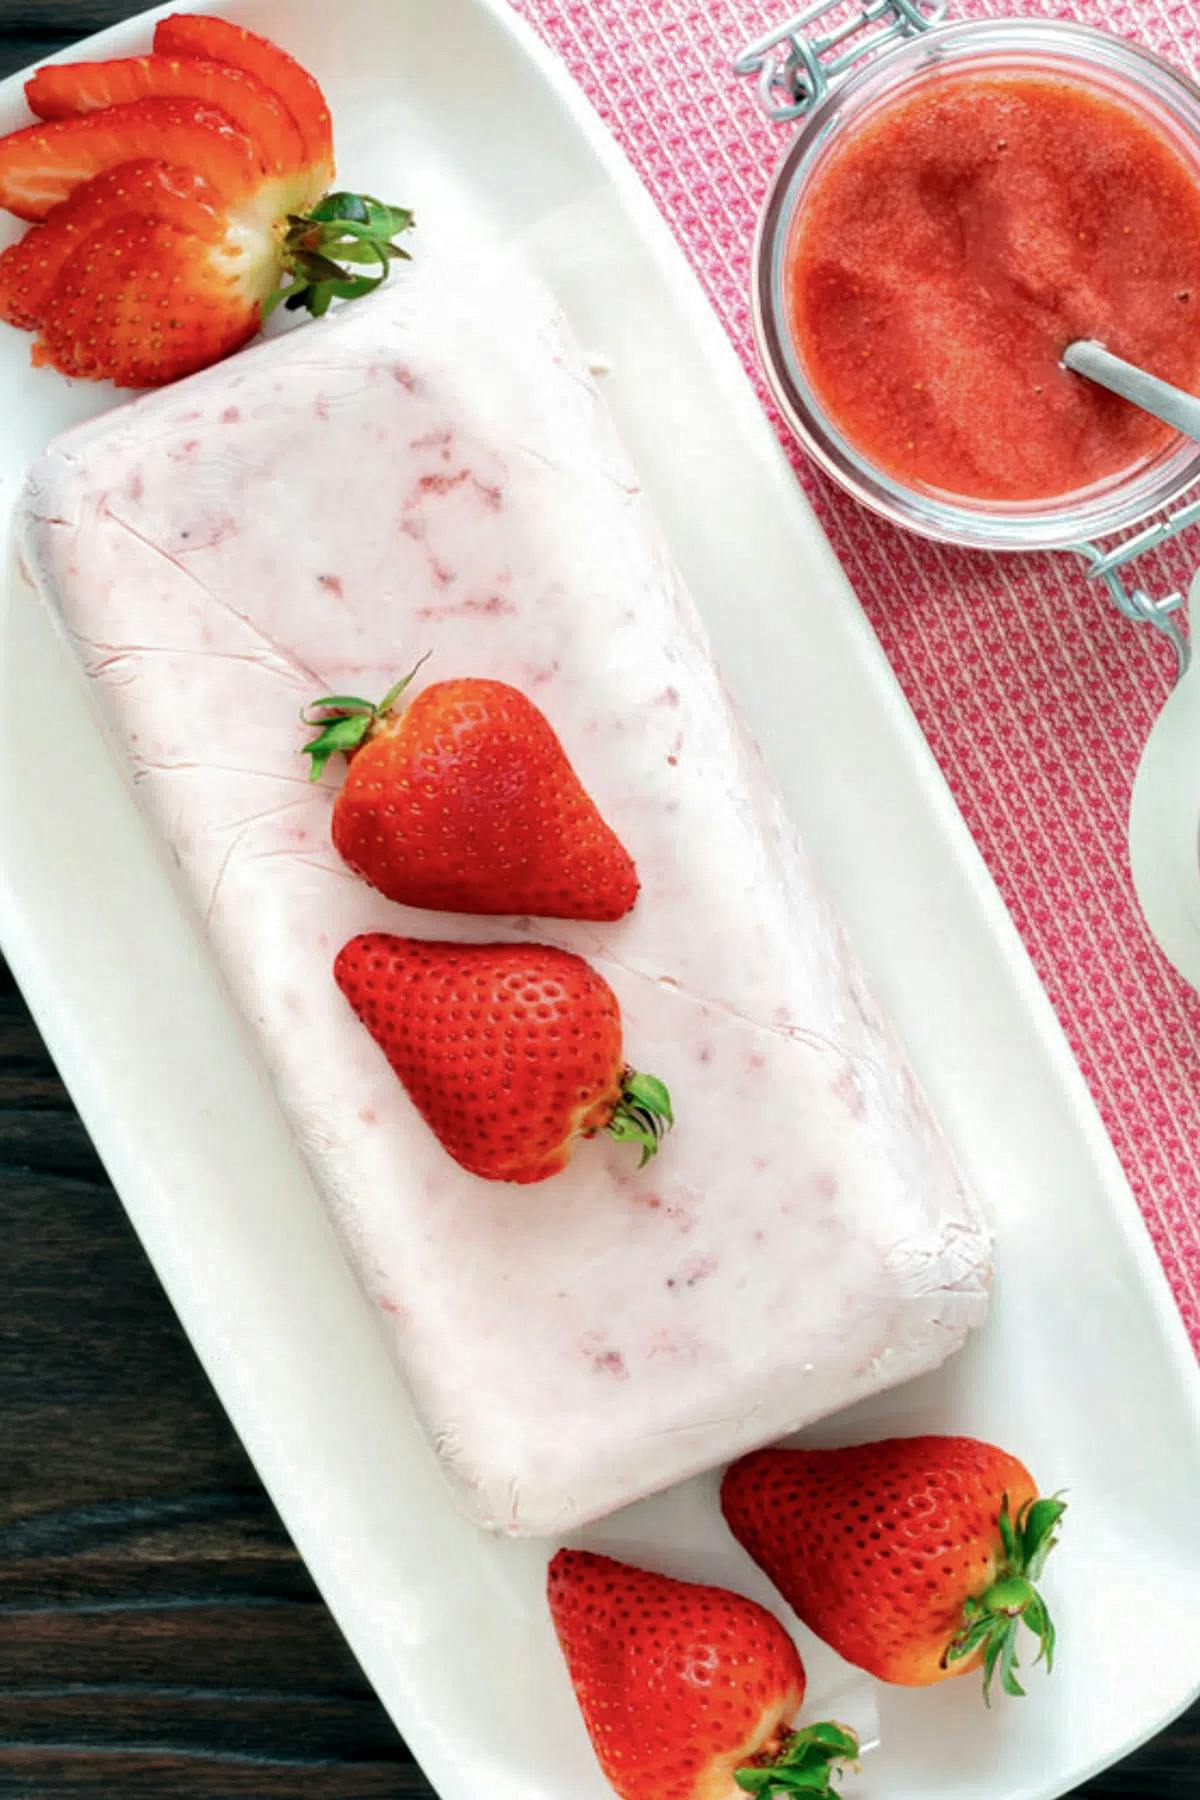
{"left": 0, "top": 4, "right": 1195, "bottom": 1796}
{"left": 0, "top": 1751, "right": 431, "bottom": 1798}
{"left": 0, "top": 956, "right": 425, "bottom": 1799}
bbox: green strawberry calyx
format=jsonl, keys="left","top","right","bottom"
{"left": 943, "top": 1491, "right": 1068, "bottom": 1704}
{"left": 736, "top": 1721, "right": 860, "bottom": 1797}
{"left": 301, "top": 655, "right": 431, "bottom": 781}
{"left": 265, "top": 192, "right": 415, "bottom": 321}
{"left": 605, "top": 1069, "right": 674, "bottom": 1167}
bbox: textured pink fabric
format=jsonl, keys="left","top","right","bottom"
{"left": 511, "top": 0, "right": 1200, "bottom": 1346}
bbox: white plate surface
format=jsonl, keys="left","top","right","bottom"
{"left": 1, "top": 4, "right": 1199, "bottom": 1798}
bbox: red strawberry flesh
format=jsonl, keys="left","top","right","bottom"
{"left": 0, "top": 160, "right": 222, "bottom": 330}
{"left": 154, "top": 12, "right": 333, "bottom": 185}
{"left": 35, "top": 212, "right": 261, "bottom": 385}
{"left": 26, "top": 54, "right": 307, "bottom": 177}
{"left": 0, "top": 98, "right": 260, "bottom": 219}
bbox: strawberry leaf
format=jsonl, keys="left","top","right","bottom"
{"left": 299, "top": 659, "right": 431, "bottom": 779}
{"left": 606, "top": 1067, "right": 675, "bottom": 1166}
{"left": 943, "top": 1612, "right": 993, "bottom": 1668}
{"left": 368, "top": 201, "right": 414, "bottom": 237}
{"left": 945, "top": 1489, "right": 1066, "bottom": 1702}
{"left": 623, "top": 1071, "right": 674, "bottom": 1125}
{"left": 737, "top": 1723, "right": 859, "bottom": 1798}
{"left": 302, "top": 696, "right": 378, "bottom": 719}
{"left": 309, "top": 190, "right": 371, "bottom": 223}
{"left": 307, "top": 192, "right": 412, "bottom": 238}
{"left": 301, "top": 713, "right": 374, "bottom": 780}
{"left": 292, "top": 248, "right": 355, "bottom": 284}
{"left": 997, "top": 1494, "right": 1019, "bottom": 1567}
{"left": 981, "top": 1629, "right": 1005, "bottom": 1707}
{"left": 333, "top": 238, "right": 412, "bottom": 267}
{"left": 268, "top": 190, "right": 415, "bottom": 323}
{"left": 998, "top": 1622, "right": 1025, "bottom": 1699}
{"left": 377, "top": 658, "right": 431, "bottom": 715}
{"left": 1020, "top": 1495, "right": 1068, "bottom": 1579}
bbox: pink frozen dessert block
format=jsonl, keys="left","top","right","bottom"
{"left": 19, "top": 249, "right": 990, "bottom": 1535}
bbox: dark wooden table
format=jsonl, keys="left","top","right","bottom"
{"left": 1, "top": 4, "right": 1197, "bottom": 1796}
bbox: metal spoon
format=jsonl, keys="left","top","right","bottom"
{"left": 1063, "top": 340, "right": 1200, "bottom": 442}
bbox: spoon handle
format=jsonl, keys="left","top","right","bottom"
{"left": 1063, "top": 340, "right": 1200, "bottom": 443}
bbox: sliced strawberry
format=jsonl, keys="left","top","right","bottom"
{"left": 26, "top": 55, "right": 306, "bottom": 177}
{"left": 34, "top": 213, "right": 264, "bottom": 386}
{"left": 0, "top": 24, "right": 409, "bottom": 390}
{"left": 19, "top": 187, "right": 411, "bottom": 388}
{"left": 0, "top": 99, "right": 259, "bottom": 221}
{"left": 0, "top": 160, "right": 221, "bottom": 329}
{"left": 154, "top": 14, "right": 333, "bottom": 188}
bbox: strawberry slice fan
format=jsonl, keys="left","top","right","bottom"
{"left": 0, "top": 12, "right": 413, "bottom": 385}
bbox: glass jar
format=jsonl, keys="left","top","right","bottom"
{"left": 750, "top": 17, "right": 1200, "bottom": 553}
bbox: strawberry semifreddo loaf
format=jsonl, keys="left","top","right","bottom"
{"left": 18, "top": 245, "right": 991, "bottom": 1534}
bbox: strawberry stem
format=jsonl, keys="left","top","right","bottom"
{"left": 942, "top": 1491, "right": 1067, "bottom": 1703}
{"left": 265, "top": 191, "right": 414, "bottom": 322}
{"left": 735, "top": 1722, "right": 860, "bottom": 1796}
{"left": 301, "top": 654, "right": 430, "bottom": 780}
{"left": 605, "top": 1069, "right": 674, "bottom": 1167}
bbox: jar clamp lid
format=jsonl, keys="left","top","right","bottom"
{"left": 733, "top": 0, "right": 948, "bottom": 120}
{"left": 734, "top": 1, "right": 1198, "bottom": 678}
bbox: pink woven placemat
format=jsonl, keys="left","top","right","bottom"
{"left": 511, "top": 0, "right": 1200, "bottom": 1347}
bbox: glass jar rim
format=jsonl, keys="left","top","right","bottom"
{"left": 751, "top": 16, "right": 1200, "bottom": 552}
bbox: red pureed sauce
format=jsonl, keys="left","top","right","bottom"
{"left": 787, "top": 72, "right": 1200, "bottom": 502}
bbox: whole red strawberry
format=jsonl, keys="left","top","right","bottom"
{"left": 547, "top": 1549, "right": 858, "bottom": 1800}
{"left": 0, "top": 14, "right": 412, "bottom": 386}
{"left": 334, "top": 936, "right": 672, "bottom": 1184}
{"left": 304, "top": 670, "right": 639, "bottom": 921}
{"left": 721, "top": 1437, "right": 1066, "bottom": 1702}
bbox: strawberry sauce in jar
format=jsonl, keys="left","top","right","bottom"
{"left": 752, "top": 21, "right": 1200, "bottom": 550}
{"left": 787, "top": 72, "right": 1200, "bottom": 503}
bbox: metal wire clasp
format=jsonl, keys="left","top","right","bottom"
{"left": 732, "top": 4, "right": 1196, "bottom": 677}
{"left": 1073, "top": 496, "right": 1200, "bottom": 679}
{"left": 733, "top": 0, "right": 948, "bottom": 121}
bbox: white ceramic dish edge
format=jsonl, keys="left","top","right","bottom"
{"left": 0, "top": 4, "right": 1198, "bottom": 1798}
